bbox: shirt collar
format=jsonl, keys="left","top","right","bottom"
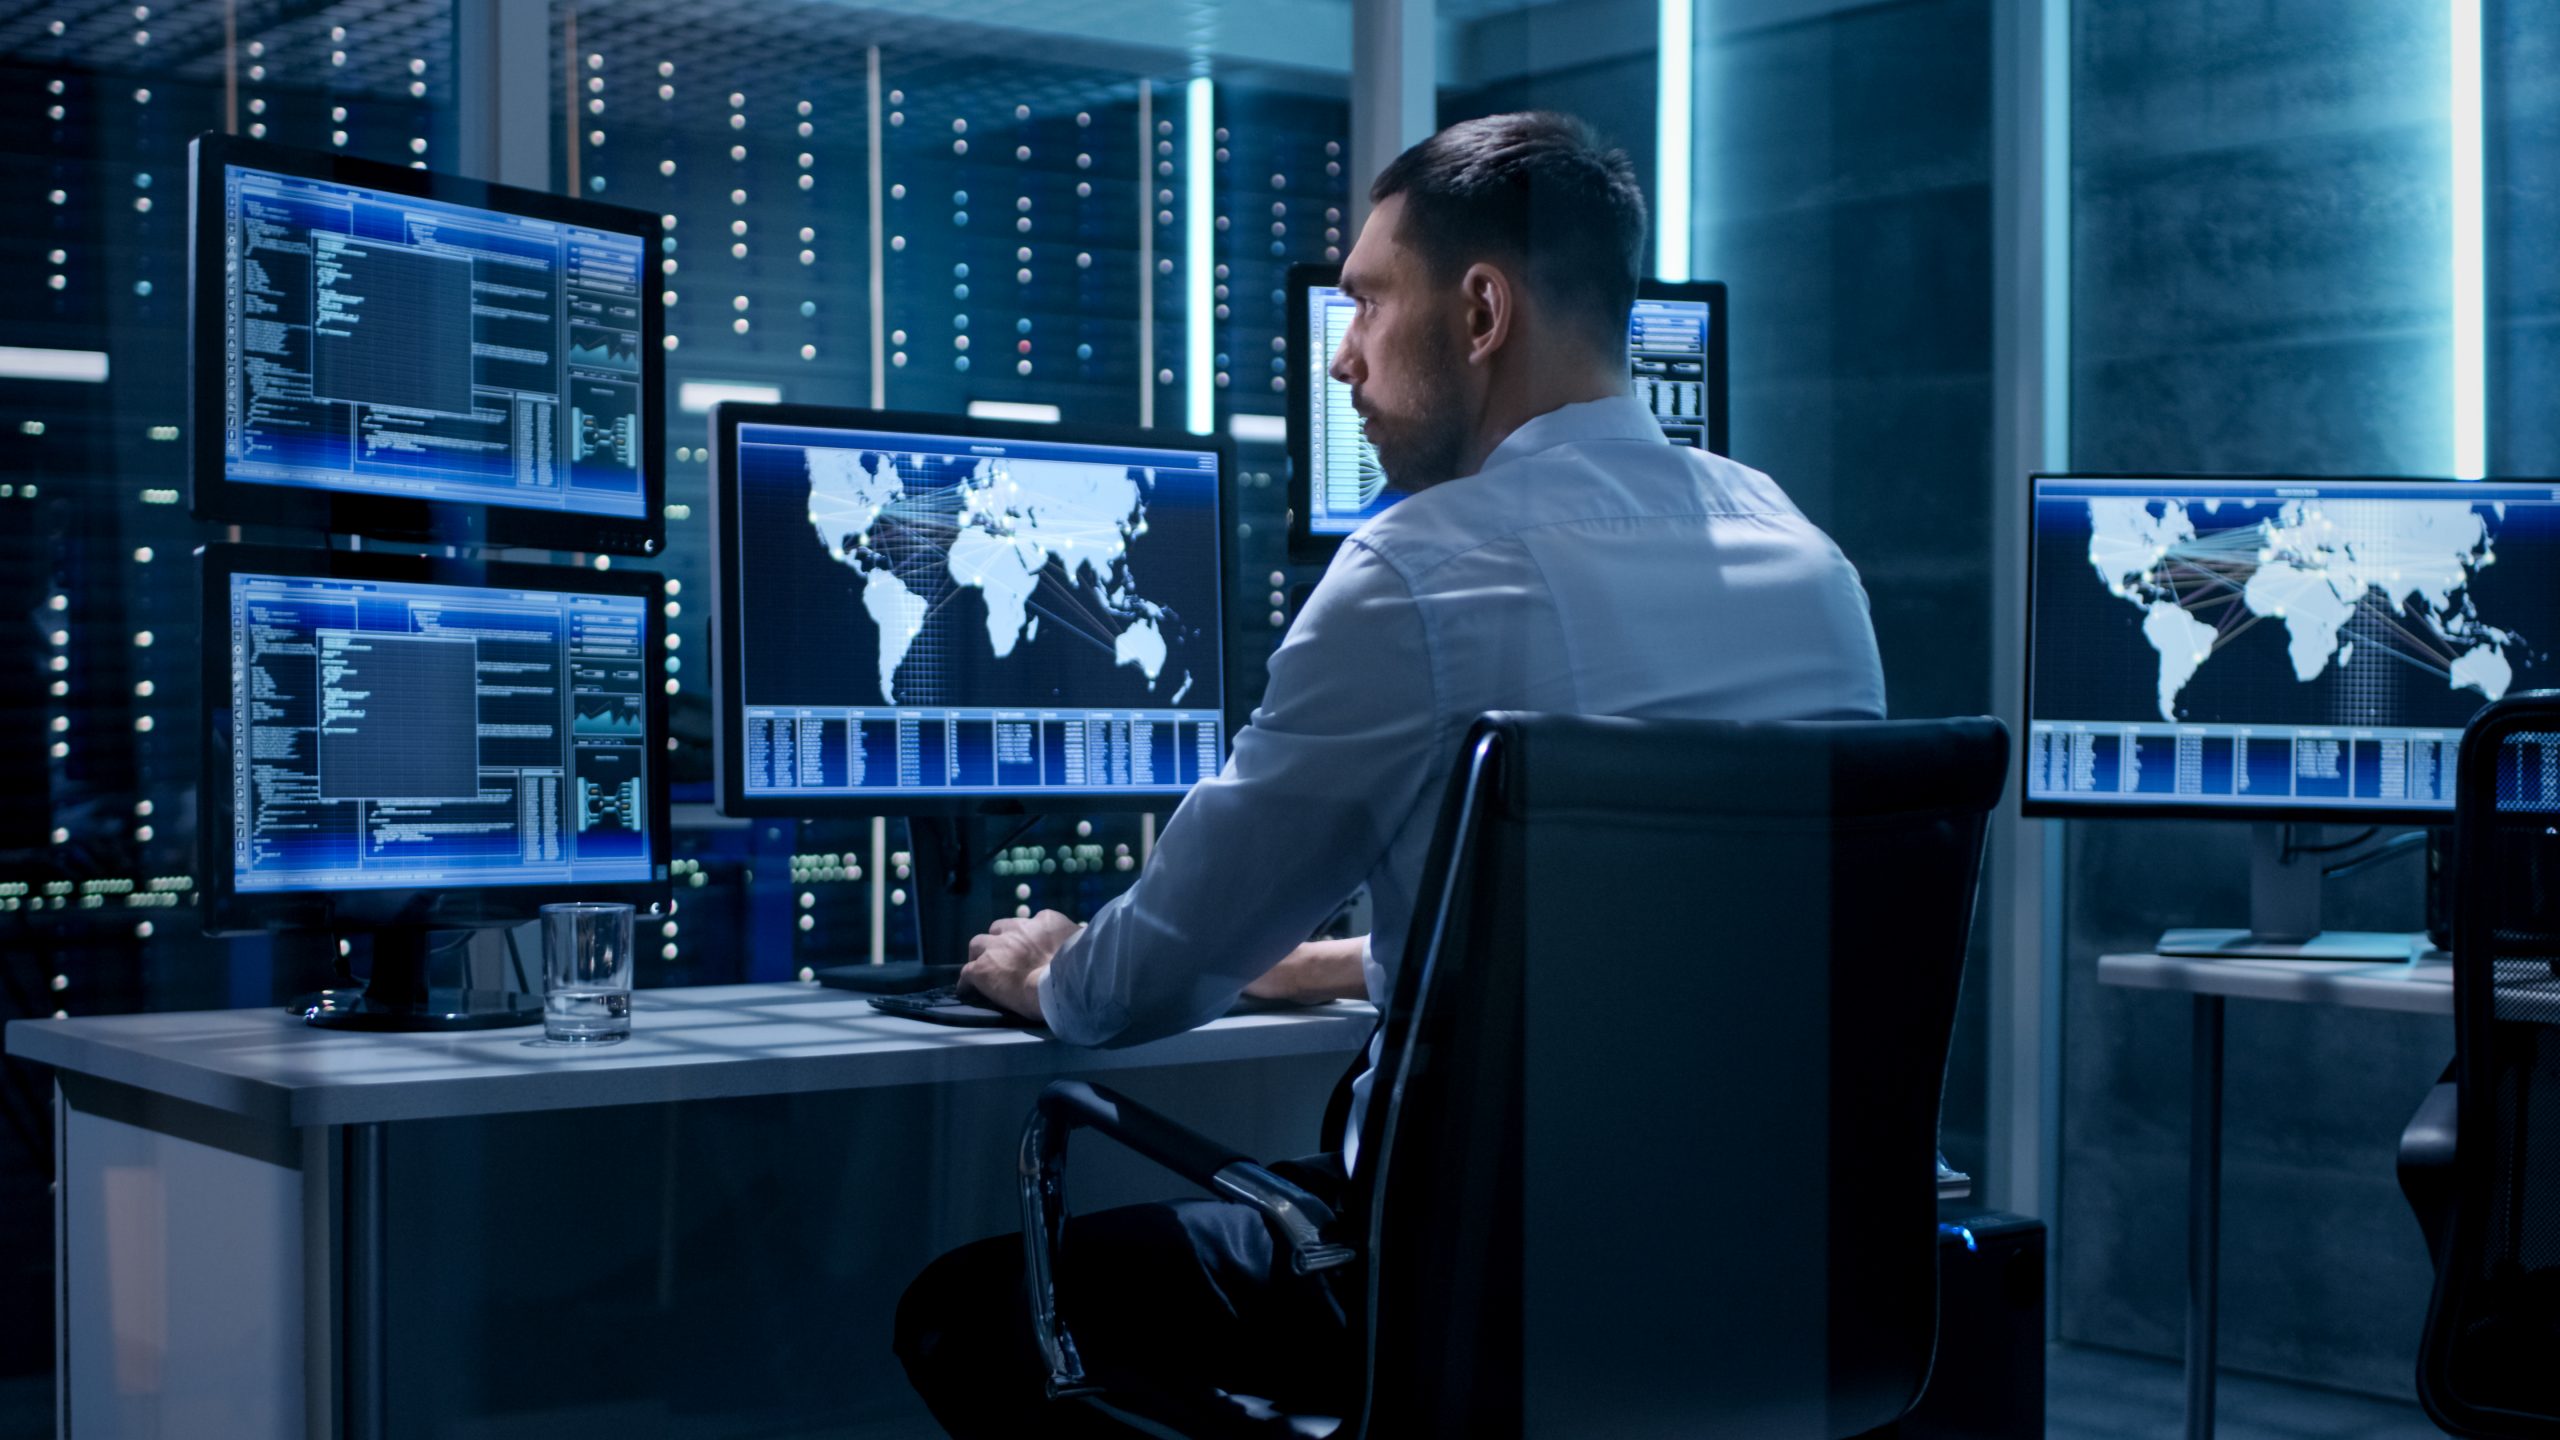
{"left": 1478, "top": 394, "right": 1666, "bottom": 472}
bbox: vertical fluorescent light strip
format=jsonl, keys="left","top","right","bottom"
{"left": 223, "top": 0, "right": 238, "bottom": 134}
{"left": 2451, "top": 0, "right": 2485, "bottom": 479}
{"left": 867, "top": 45, "right": 887, "bottom": 409}
{"left": 1186, "top": 76, "right": 1216, "bottom": 436}
{"left": 1655, "top": 0, "right": 1695, "bottom": 282}
{"left": 2043, "top": 0, "right": 2070, "bottom": 470}
{"left": 864, "top": 44, "right": 890, "bottom": 967}
{"left": 1138, "top": 85, "right": 1155, "bottom": 428}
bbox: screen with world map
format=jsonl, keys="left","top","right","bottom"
{"left": 719, "top": 416, "right": 1226, "bottom": 803}
{"left": 2026, "top": 475, "right": 2560, "bottom": 817}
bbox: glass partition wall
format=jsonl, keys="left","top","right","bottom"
{"left": 0, "top": 0, "right": 1350, "bottom": 1395}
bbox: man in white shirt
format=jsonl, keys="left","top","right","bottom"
{"left": 895, "top": 111, "right": 1885, "bottom": 1435}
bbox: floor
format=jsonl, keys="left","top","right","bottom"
{"left": 0, "top": 1373, "right": 41, "bottom": 1440}
{"left": 0, "top": 1347, "right": 2443, "bottom": 1439}
{"left": 2048, "top": 1344, "right": 2438, "bottom": 1440}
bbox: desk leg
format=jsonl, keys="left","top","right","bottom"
{"left": 345, "top": 1124, "right": 385, "bottom": 1440}
{"left": 54, "top": 1075, "right": 309, "bottom": 1435}
{"left": 2187, "top": 993, "right": 2224, "bottom": 1440}
{"left": 53, "top": 1083, "right": 66, "bottom": 1440}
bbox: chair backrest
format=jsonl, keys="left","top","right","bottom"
{"left": 1351, "top": 712, "right": 2009, "bottom": 1440}
{"left": 2422, "top": 691, "right": 2560, "bottom": 1437}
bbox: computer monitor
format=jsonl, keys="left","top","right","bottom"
{"left": 2023, "top": 473, "right": 2560, "bottom": 955}
{"left": 710, "top": 403, "right": 1231, "bottom": 816}
{"left": 201, "top": 544, "right": 670, "bottom": 1026}
{"left": 1284, "top": 264, "right": 1727, "bottom": 562}
{"left": 709, "top": 403, "right": 1231, "bottom": 988}
{"left": 189, "top": 134, "right": 665, "bottom": 555}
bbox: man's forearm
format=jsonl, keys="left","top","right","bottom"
{"left": 1247, "top": 937, "right": 1371, "bottom": 1002}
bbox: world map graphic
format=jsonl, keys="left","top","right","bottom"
{"left": 802, "top": 446, "right": 1190, "bottom": 708}
{"left": 2085, "top": 497, "right": 2518, "bottom": 723}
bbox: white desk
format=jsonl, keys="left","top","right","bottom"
{"left": 6, "top": 985, "right": 1375, "bottom": 1440}
{"left": 2095, "top": 953, "right": 2449, "bottom": 1440}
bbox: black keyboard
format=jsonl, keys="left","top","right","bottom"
{"left": 868, "top": 987, "right": 1338, "bottom": 1030}
{"left": 868, "top": 986, "right": 1040, "bottom": 1029}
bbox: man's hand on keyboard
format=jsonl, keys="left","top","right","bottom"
{"left": 959, "top": 910, "right": 1082, "bottom": 1023}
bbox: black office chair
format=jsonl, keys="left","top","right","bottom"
{"left": 1018, "top": 711, "right": 2011, "bottom": 1438}
{"left": 2400, "top": 691, "right": 2560, "bottom": 1438}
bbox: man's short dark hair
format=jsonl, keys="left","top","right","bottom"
{"left": 1370, "top": 111, "right": 1649, "bottom": 354}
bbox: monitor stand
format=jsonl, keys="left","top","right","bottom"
{"left": 303, "top": 928, "right": 544, "bottom": 1031}
{"left": 814, "top": 816, "right": 999, "bottom": 994}
{"left": 2155, "top": 823, "right": 2427, "bottom": 963}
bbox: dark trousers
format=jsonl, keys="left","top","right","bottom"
{"left": 894, "top": 1155, "right": 1359, "bottom": 1437}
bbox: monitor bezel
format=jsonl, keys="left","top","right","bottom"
{"left": 188, "top": 133, "right": 667, "bottom": 557}
{"left": 2018, "top": 470, "right": 2540, "bottom": 826}
{"left": 1283, "top": 264, "right": 1730, "bottom": 564}
{"left": 198, "top": 542, "right": 673, "bottom": 935}
{"left": 708, "top": 401, "right": 1238, "bottom": 819}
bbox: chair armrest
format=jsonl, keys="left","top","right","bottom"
{"left": 2400, "top": 1076, "right": 2458, "bottom": 1261}
{"left": 1018, "top": 1081, "right": 1356, "bottom": 1399}
{"left": 1034, "top": 1079, "right": 1252, "bottom": 1187}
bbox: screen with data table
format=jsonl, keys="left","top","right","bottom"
{"left": 715, "top": 406, "right": 1230, "bottom": 812}
{"left": 223, "top": 567, "right": 657, "bottom": 892}
{"left": 1629, "top": 296, "right": 1715, "bottom": 450}
{"left": 2025, "top": 474, "right": 2560, "bottom": 819}
{"left": 191, "top": 137, "right": 660, "bottom": 551}
{"left": 1289, "top": 270, "right": 1726, "bottom": 557}
{"left": 1300, "top": 281, "right": 1380, "bottom": 536}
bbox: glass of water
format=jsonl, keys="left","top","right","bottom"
{"left": 541, "top": 902, "right": 634, "bottom": 1044}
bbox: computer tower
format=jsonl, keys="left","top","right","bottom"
{"left": 1889, "top": 1207, "right": 2045, "bottom": 1440}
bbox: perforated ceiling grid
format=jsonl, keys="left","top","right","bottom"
{"left": 550, "top": 0, "right": 1344, "bottom": 971}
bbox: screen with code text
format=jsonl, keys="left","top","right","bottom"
{"left": 218, "top": 162, "right": 648, "bottom": 519}
{"left": 228, "top": 570, "right": 655, "bottom": 891}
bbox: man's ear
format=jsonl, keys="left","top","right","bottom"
{"left": 1459, "top": 261, "right": 1514, "bottom": 367}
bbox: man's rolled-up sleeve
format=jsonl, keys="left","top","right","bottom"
{"left": 1038, "top": 541, "right": 1436, "bottom": 1046}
